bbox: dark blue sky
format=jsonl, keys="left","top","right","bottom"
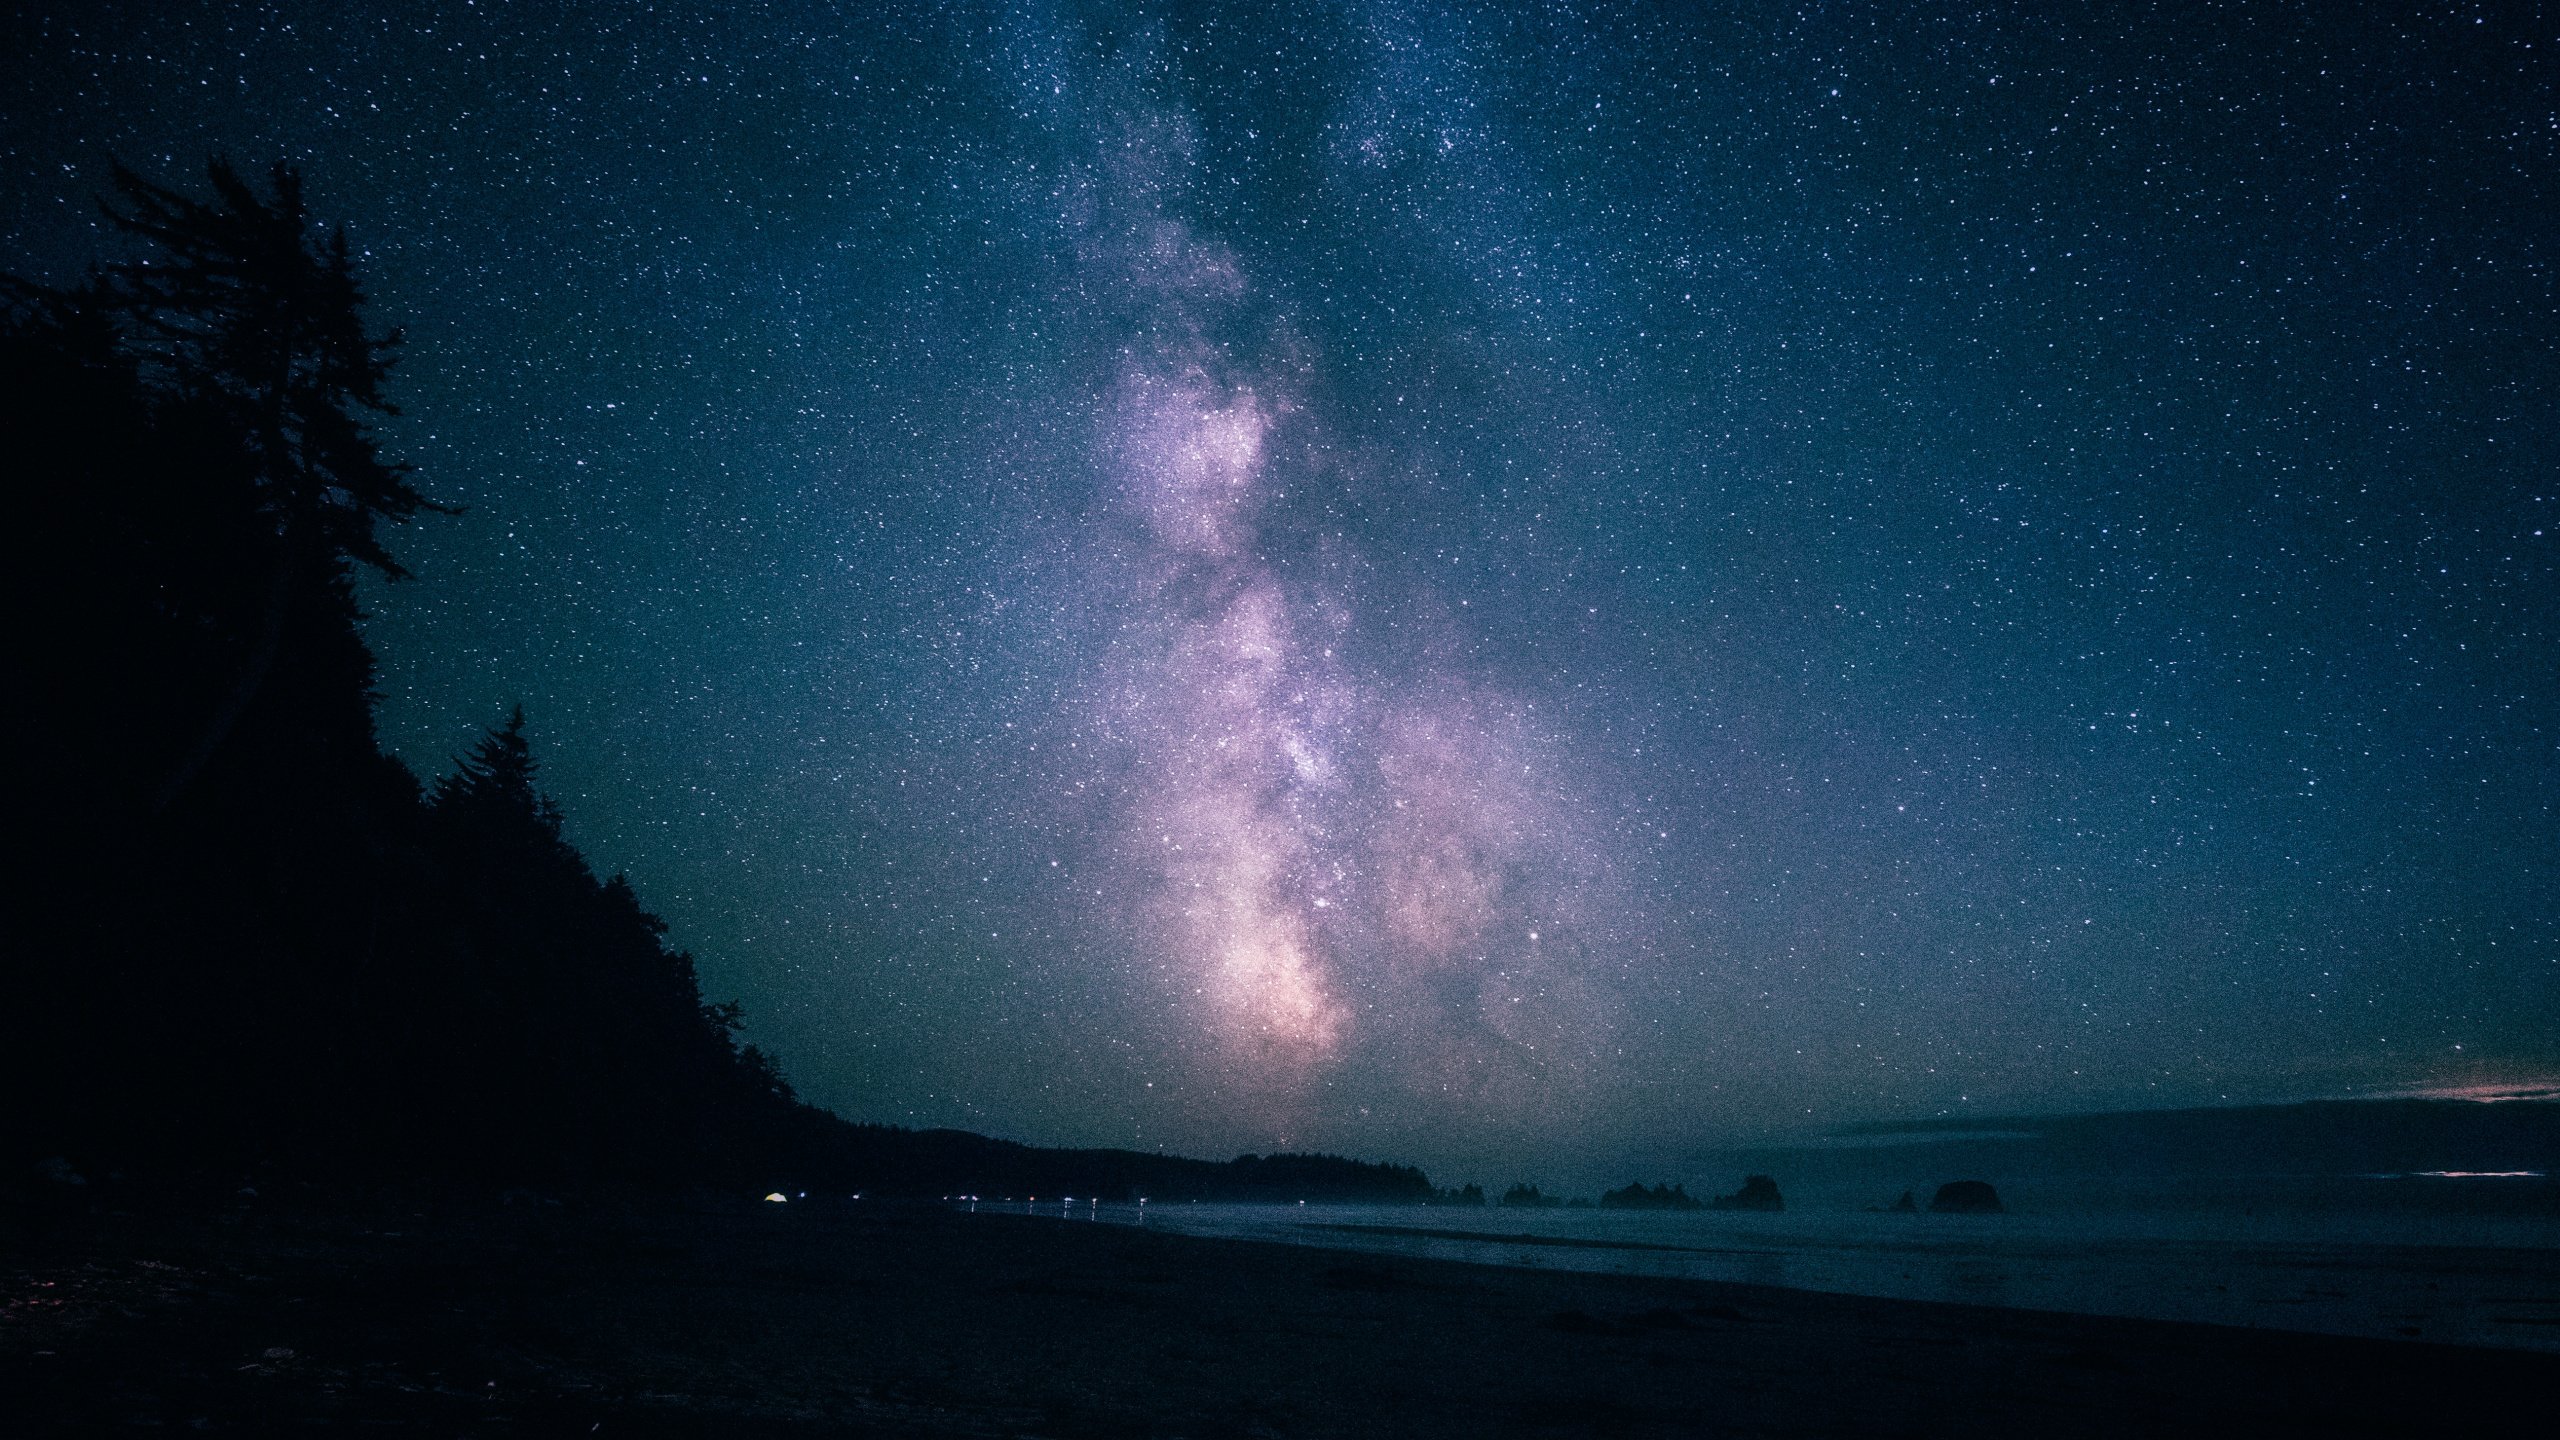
{"left": 8, "top": 1, "right": 2552, "bottom": 1180}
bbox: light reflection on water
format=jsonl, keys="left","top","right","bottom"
{"left": 950, "top": 1182, "right": 2560, "bottom": 1353}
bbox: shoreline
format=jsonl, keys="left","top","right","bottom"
{"left": 8, "top": 1186, "right": 2553, "bottom": 1435}
{"left": 1144, "top": 1201, "right": 2560, "bottom": 1352}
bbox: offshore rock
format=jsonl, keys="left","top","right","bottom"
{"left": 1928, "top": 1180, "right": 2004, "bottom": 1214}
{"left": 1710, "top": 1175, "right": 1784, "bottom": 1212}
{"left": 1600, "top": 1181, "right": 1703, "bottom": 1211}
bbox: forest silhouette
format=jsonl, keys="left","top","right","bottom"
{"left": 1, "top": 161, "right": 1429, "bottom": 1205}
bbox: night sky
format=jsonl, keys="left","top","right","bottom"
{"left": 8, "top": 1, "right": 2553, "bottom": 1182}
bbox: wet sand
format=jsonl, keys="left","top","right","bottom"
{"left": 7, "top": 1185, "right": 2551, "bottom": 1436}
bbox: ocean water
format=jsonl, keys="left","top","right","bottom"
{"left": 968, "top": 1175, "right": 2560, "bottom": 1352}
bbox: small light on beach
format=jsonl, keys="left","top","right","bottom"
{"left": 765, "top": 1193, "right": 788, "bottom": 1203}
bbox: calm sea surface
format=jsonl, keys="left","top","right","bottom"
{"left": 960, "top": 1176, "right": 2560, "bottom": 1352}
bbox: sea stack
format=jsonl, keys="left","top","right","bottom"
{"left": 1928, "top": 1180, "right": 2003, "bottom": 1214}
{"left": 1711, "top": 1175, "right": 1784, "bottom": 1212}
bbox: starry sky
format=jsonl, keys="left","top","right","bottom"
{"left": 7, "top": 1, "right": 2553, "bottom": 1182}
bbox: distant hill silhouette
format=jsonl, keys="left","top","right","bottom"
{"left": 1814, "top": 1101, "right": 2560, "bottom": 1179}
{"left": 764, "top": 1128, "right": 1433, "bottom": 1202}
{"left": 1714, "top": 1099, "right": 2558, "bottom": 1220}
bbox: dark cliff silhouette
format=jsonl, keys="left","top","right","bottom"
{"left": 0, "top": 161, "right": 1449, "bottom": 1207}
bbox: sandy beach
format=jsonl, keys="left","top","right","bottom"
{"left": 8, "top": 1185, "right": 2552, "bottom": 1436}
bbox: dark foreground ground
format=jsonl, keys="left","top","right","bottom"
{"left": 6, "top": 1183, "right": 2552, "bottom": 1437}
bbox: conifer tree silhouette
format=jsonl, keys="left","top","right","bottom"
{"left": 95, "top": 158, "right": 450, "bottom": 815}
{"left": 10, "top": 165, "right": 846, "bottom": 1180}
{"left": 432, "top": 706, "right": 566, "bottom": 847}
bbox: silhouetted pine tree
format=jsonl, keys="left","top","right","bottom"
{"left": 432, "top": 708, "right": 573, "bottom": 857}
{"left": 410, "top": 709, "right": 793, "bottom": 1174}
{"left": 3, "top": 162, "right": 858, "bottom": 1188}
{"left": 91, "top": 158, "right": 447, "bottom": 816}
{"left": 5, "top": 163, "right": 433, "bottom": 1165}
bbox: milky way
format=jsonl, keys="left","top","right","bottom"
{"left": 1059, "top": 84, "right": 1626, "bottom": 1147}
{"left": 8, "top": 1, "right": 2551, "bottom": 1181}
